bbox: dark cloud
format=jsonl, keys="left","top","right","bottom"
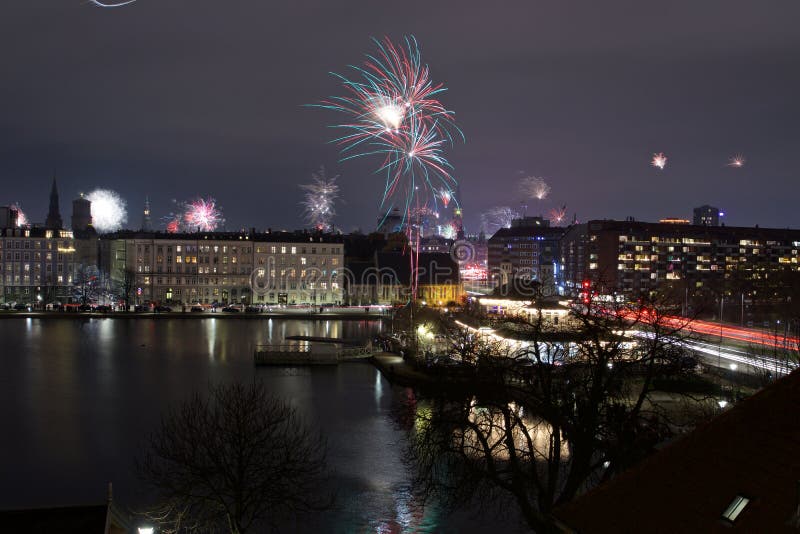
{"left": 0, "top": 0, "right": 798, "bottom": 231}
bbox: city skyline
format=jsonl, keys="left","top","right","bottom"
{"left": 1, "top": 1, "right": 798, "bottom": 231}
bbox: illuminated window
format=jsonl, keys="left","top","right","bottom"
{"left": 721, "top": 495, "right": 750, "bottom": 523}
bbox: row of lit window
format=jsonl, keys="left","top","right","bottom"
{"left": 4, "top": 274, "right": 69, "bottom": 284}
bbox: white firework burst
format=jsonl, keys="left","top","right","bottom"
{"left": 651, "top": 152, "right": 667, "bottom": 170}
{"left": 727, "top": 154, "right": 746, "bottom": 168}
{"left": 10, "top": 203, "right": 27, "bottom": 227}
{"left": 519, "top": 175, "right": 551, "bottom": 200}
{"left": 300, "top": 166, "right": 340, "bottom": 231}
{"left": 481, "top": 206, "right": 521, "bottom": 235}
{"left": 87, "top": 189, "right": 128, "bottom": 233}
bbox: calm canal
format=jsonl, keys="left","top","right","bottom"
{"left": 0, "top": 317, "right": 524, "bottom": 532}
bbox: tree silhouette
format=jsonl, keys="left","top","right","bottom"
{"left": 136, "top": 381, "right": 331, "bottom": 533}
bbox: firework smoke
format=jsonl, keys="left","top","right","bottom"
{"left": 519, "top": 175, "right": 551, "bottom": 201}
{"left": 87, "top": 189, "right": 128, "bottom": 233}
{"left": 481, "top": 206, "right": 521, "bottom": 235}
{"left": 300, "top": 166, "right": 339, "bottom": 231}
{"left": 651, "top": 152, "right": 667, "bottom": 170}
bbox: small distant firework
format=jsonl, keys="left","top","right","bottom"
{"left": 87, "top": 189, "right": 128, "bottom": 233}
{"left": 161, "top": 199, "right": 183, "bottom": 233}
{"left": 439, "top": 188, "right": 453, "bottom": 208}
{"left": 300, "top": 166, "right": 339, "bottom": 231}
{"left": 165, "top": 218, "right": 180, "bottom": 234}
{"left": 727, "top": 154, "right": 746, "bottom": 168}
{"left": 519, "top": 176, "right": 550, "bottom": 201}
{"left": 439, "top": 221, "right": 458, "bottom": 239}
{"left": 651, "top": 152, "right": 667, "bottom": 170}
{"left": 10, "top": 203, "right": 27, "bottom": 227}
{"left": 409, "top": 205, "right": 439, "bottom": 221}
{"left": 481, "top": 206, "right": 521, "bottom": 235}
{"left": 183, "top": 197, "right": 224, "bottom": 232}
{"left": 548, "top": 205, "right": 567, "bottom": 226}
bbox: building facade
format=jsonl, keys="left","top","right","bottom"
{"left": 0, "top": 227, "right": 77, "bottom": 304}
{"left": 343, "top": 251, "right": 463, "bottom": 306}
{"left": 100, "top": 231, "right": 344, "bottom": 306}
{"left": 693, "top": 205, "right": 721, "bottom": 226}
{"left": 488, "top": 217, "right": 565, "bottom": 296}
{"left": 558, "top": 219, "right": 800, "bottom": 299}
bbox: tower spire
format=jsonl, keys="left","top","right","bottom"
{"left": 141, "top": 196, "right": 152, "bottom": 231}
{"left": 45, "top": 173, "right": 63, "bottom": 230}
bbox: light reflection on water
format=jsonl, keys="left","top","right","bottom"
{"left": 0, "top": 318, "right": 521, "bottom": 532}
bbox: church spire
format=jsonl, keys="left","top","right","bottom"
{"left": 45, "top": 174, "right": 63, "bottom": 230}
{"left": 141, "top": 196, "right": 153, "bottom": 231}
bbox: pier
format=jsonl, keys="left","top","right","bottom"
{"left": 253, "top": 343, "right": 373, "bottom": 366}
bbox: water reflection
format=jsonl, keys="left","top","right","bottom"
{"left": 0, "top": 318, "right": 523, "bottom": 532}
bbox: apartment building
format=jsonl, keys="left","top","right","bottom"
{"left": 100, "top": 231, "right": 344, "bottom": 306}
{"left": 559, "top": 220, "right": 800, "bottom": 298}
{"left": 0, "top": 226, "right": 77, "bottom": 304}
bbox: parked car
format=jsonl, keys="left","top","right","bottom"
{"left": 154, "top": 305, "right": 172, "bottom": 312}
{"left": 78, "top": 304, "right": 93, "bottom": 312}
{"left": 221, "top": 306, "right": 241, "bottom": 313}
{"left": 95, "top": 305, "right": 113, "bottom": 313}
{"left": 14, "top": 303, "right": 31, "bottom": 311}
{"left": 134, "top": 304, "right": 148, "bottom": 312}
{"left": 190, "top": 306, "right": 205, "bottom": 312}
{"left": 245, "top": 306, "right": 261, "bottom": 313}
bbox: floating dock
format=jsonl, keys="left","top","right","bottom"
{"left": 253, "top": 344, "right": 372, "bottom": 366}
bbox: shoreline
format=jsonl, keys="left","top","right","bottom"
{"left": 0, "top": 311, "right": 389, "bottom": 321}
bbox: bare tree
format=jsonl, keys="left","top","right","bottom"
{"left": 114, "top": 267, "right": 136, "bottom": 309}
{"left": 404, "top": 294, "right": 711, "bottom": 532}
{"left": 72, "top": 264, "right": 100, "bottom": 305}
{"left": 136, "top": 381, "right": 331, "bottom": 533}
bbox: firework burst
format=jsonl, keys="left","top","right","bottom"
{"left": 438, "top": 220, "right": 458, "bottom": 239}
{"left": 182, "top": 197, "right": 224, "bottom": 232}
{"left": 519, "top": 175, "right": 550, "bottom": 201}
{"left": 87, "top": 189, "right": 128, "bottom": 233}
{"left": 548, "top": 205, "right": 568, "bottom": 226}
{"left": 651, "top": 152, "right": 667, "bottom": 170}
{"left": 165, "top": 218, "right": 180, "bottom": 234}
{"left": 727, "top": 154, "right": 746, "bottom": 168}
{"left": 439, "top": 188, "right": 453, "bottom": 208}
{"left": 10, "top": 203, "right": 28, "bottom": 227}
{"left": 315, "top": 35, "right": 462, "bottom": 225}
{"left": 481, "top": 206, "right": 521, "bottom": 235}
{"left": 300, "top": 166, "right": 340, "bottom": 231}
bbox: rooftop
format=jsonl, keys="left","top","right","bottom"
{"left": 554, "top": 370, "right": 800, "bottom": 532}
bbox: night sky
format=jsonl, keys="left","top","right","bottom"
{"left": 1, "top": 1, "right": 798, "bottom": 232}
